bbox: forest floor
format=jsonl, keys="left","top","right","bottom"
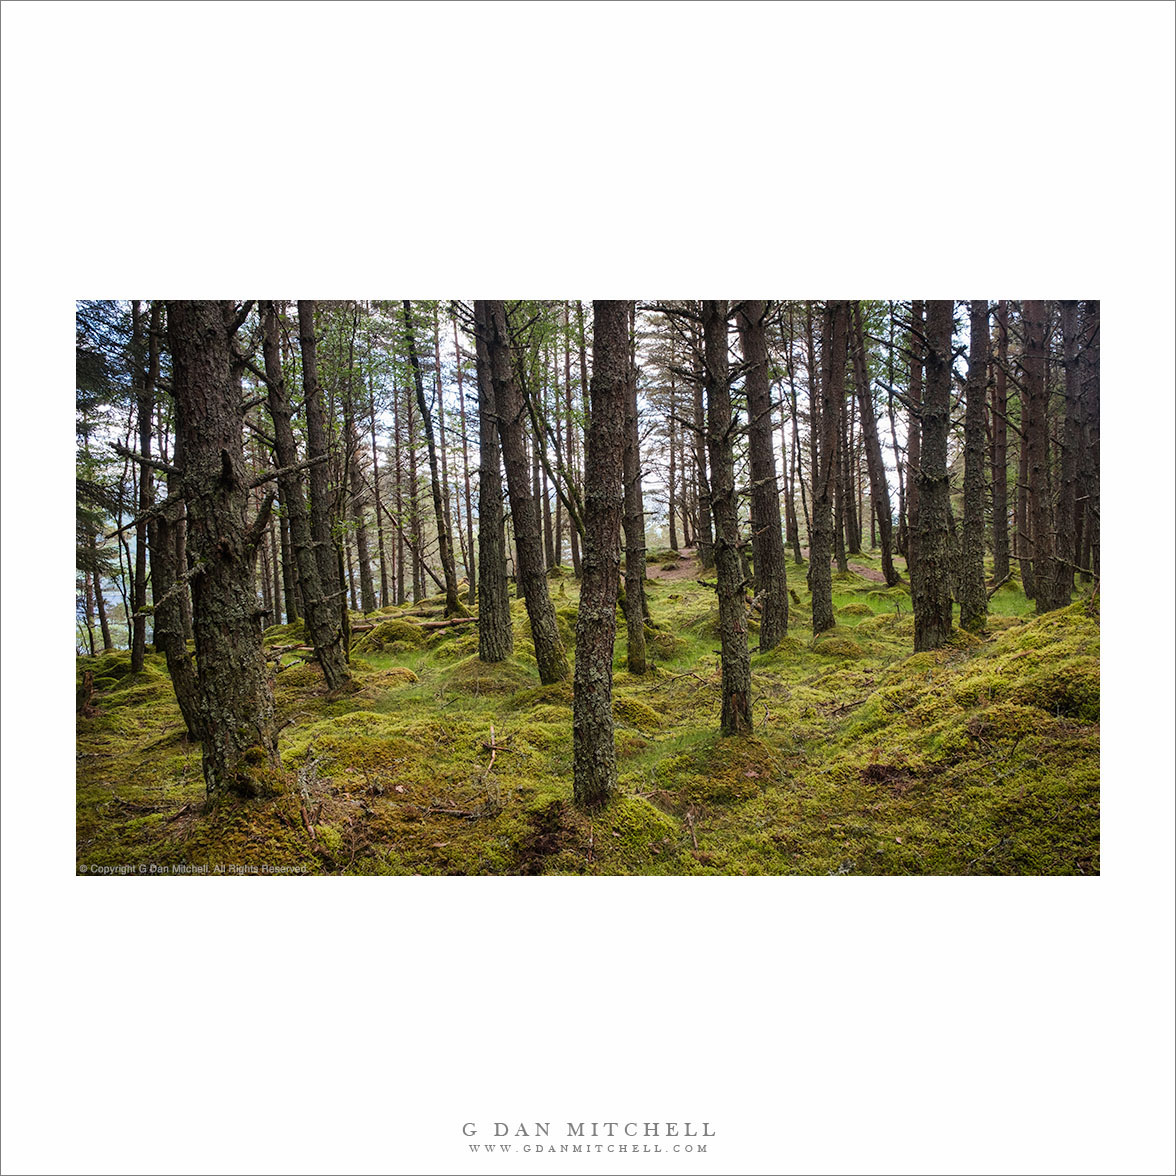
{"left": 76, "top": 549, "right": 1100, "bottom": 876}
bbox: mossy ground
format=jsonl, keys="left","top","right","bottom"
{"left": 76, "top": 553, "right": 1099, "bottom": 875}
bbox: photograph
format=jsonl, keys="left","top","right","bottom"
{"left": 75, "top": 297, "right": 1100, "bottom": 877}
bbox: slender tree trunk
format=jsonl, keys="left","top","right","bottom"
{"left": 703, "top": 300, "right": 752, "bottom": 735}
{"left": 268, "top": 514, "right": 282, "bottom": 624}
{"left": 785, "top": 309, "right": 808, "bottom": 561}
{"left": 842, "top": 388, "right": 861, "bottom": 556}
{"left": 1049, "top": 300, "right": 1082, "bottom": 608}
{"left": 564, "top": 303, "right": 582, "bottom": 577}
{"left": 280, "top": 510, "right": 300, "bottom": 623}
{"left": 1023, "top": 299, "right": 1052, "bottom": 613}
{"left": 912, "top": 300, "right": 955, "bottom": 651}
{"left": 343, "top": 349, "right": 377, "bottom": 614}
{"left": 403, "top": 300, "right": 464, "bottom": 616}
{"left": 453, "top": 314, "right": 477, "bottom": 604}
{"left": 368, "top": 371, "right": 389, "bottom": 608}
{"left": 130, "top": 300, "right": 156, "bottom": 672}
{"left": 692, "top": 315, "right": 715, "bottom": 570}
{"left": 148, "top": 425, "right": 202, "bottom": 742}
{"left": 960, "top": 300, "right": 990, "bottom": 631}
{"left": 263, "top": 302, "right": 352, "bottom": 690}
{"left": 990, "top": 299, "right": 1010, "bottom": 584}
{"left": 833, "top": 391, "right": 849, "bottom": 574}
{"left": 392, "top": 349, "right": 407, "bottom": 606}
{"left": 167, "top": 300, "right": 278, "bottom": 798}
{"left": 850, "top": 303, "right": 899, "bottom": 585}
{"left": 1081, "top": 300, "right": 1100, "bottom": 582}
{"left": 811, "top": 301, "right": 848, "bottom": 633}
{"left": 486, "top": 301, "right": 568, "bottom": 682}
{"left": 298, "top": 300, "right": 351, "bottom": 661}
{"left": 905, "top": 300, "right": 924, "bottom": 574}
{"left": 472, "top": 301, "right": 514, "bottom": 663}
{"left": 83, "top": 569, "right": 97, "bottom": 656}
{"left": 573, "top": 300, "right": 628, "bottom": 809}
{"left": 622, "top": 302, "right": 648, "bottom": 674}
{"left": 736, "top": 300, "right": 789, "bottom": 647}
{"left": 90, "top": 539, "right": 114, "bottom": 651}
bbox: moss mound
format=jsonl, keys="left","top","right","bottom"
{"left": 352, "top": 619, "right": 427, "bottom": 653}
{"left": 442, "top": 655, "right": 536, "bottom": 696}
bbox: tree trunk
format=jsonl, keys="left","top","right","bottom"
{"left": 905, "top": 300, "right": 924, "bottom": 573}
{"left": 1023, "top": 299, "right": 1052, "bottom": 613}
{"left": 692, "top": 314, "right": 715, "bottom": 570}
{"left": 850, "top": 303, "right": 899, "bottom": 585}
{"left": 343, "top": 320, "right": 377, "bottom": 615}
{"left": 472, "top": 301, "right": 514, "bottom": 663}
{"left": 268, "top": 513, "right": 282, "bottom": 624}
{"left": 990, "top": 299, "right": 1010, "bottom": 584}
{"left": 573, "top": 300, "right": 628, "bottom": 810}
{"left": 959, "top": 300, "right": 989, "bottom": 632}
{"left": 148, "top": 423, "right": 203, "bottom": 743}
{"left": 1081, "top": 300, "right": 1100, "bottom": 582}
{"left": 403, "top": 300, "right": 465, "bottom": 617}
{"left": 564, "top": 302, "right": 583, "bottom": 577}
{"left": 454, "top": 313, "right": 477, "bottom": 604}
{"left": 368, "top": 364, "right": 390, "bottom": 608}
{"left": 298, "top": 300, "right": 351, "bottom": 659}
{"left": 262, "top": 302, "right": 352, "bottom": 690}
{"left": 1049, "top": 299, "right": 1082, "bottom": 609}
{"left": 486, "top": 301, "right": 568, "bottom": 683}
{"left": 736, "top": 300, "right": 789, "bottom": 648}
{"left": 912, "top": 300, "right": 955, "bottom": 651}
{"left": 167, "top": 300, "right": 278, "bottom": 798}
{"left": 130, "top": 300, "right": 157, "bottom": 673}
{"left": 703, "top": 300, "right": 752, "bottom": 735}
{"left": 622, "top": 302, "right": 648, "bottom": 674}
{"left": 279, "top": 510, "right": 299, "bottom": 623}
{"left": 811, "top": 301, "right": 848, "bottom": 634}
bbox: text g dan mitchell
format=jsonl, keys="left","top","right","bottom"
{"left": 462, "top": 1122, "right": 715, "bottom": 1138}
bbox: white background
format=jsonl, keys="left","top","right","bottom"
{"left": 2, "top": 2, "right": 1173, "bottom": 1173}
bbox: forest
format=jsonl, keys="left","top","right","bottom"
{"left": 75, "top": 298, "right": 1100, "bottom": 876}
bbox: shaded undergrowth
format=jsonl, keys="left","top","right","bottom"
{"left": 76, "top": 552, "right": 1099, "bottom": 875}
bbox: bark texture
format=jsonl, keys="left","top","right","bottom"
{"left": 167, "top": 300, "right": 277, "bottom": 797}
{"left": 912, "top": 300, "right": 955, "bottom": 651}
{"left": 959, "top": 299, "right": 989, "bottom": 632}
{"left": 735, "top": 300, "right": 789, "bottom": 647}
{"left": 621, "top": 301, "right": 648, "bottom": 673}
{"left": 261, "top": 302, "right": 351, "bottom": 689}
{"left": 472, "top": 301, "right": 514, "bottom": 663}
{"left": 702, "top": 300, "right": 752, "bottom": 735}
{"left": 811, "top": 301, "right": 848, "bottom": 634}
{"left": 486, "top": 301, "right": 569, "bottom": 683}
{"left": 573, "top": 301, "right": 628, "bottom": 809}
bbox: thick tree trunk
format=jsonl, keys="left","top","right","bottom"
{"left": 912, "top": 300, "right": 955, "bottom": 651}
{"left": 811, "top": 301, "right": 848, "bottom": 634}
{"left": 167, "top": 300, "right": 278, "bottom": 798}
{"left": 262, "top": 302, "right": 351, "bottom": 690}
{"left": 736, "top": 300, "right": 789, "bottom": 648}
{"left": 573, "top": 300, "right": 628, "bottom": 810}
{"left": 472, "top": 301, "right": 514, "bottom": 663}
{"left": 960, "top": 300, "right": 990, "bottom": 632}
{"left": 298, "top": 301, "right": 351, "bottom": 658}
{"left": 403, "top": 300, "right": 465, "bottom": 616}
{"left": 703, "top": 300, "right": 752, "bottom": 735}
{"left": 622, "top": 302, "right": 648, "bottom": 674}
{"left": 486, "top": 301, "right": 568, "bottom": 683}
{"left": 990, "top": 299, "right": 1010, "bottom": 584}
{"left": 850, "top": 303, "right": 899, "bottom": 586}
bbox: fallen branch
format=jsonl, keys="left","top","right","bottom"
{"left": 986, "top": 571, "right": 1013, "bottom": 599}
{"left": 419, "top": 616, "right": 476, "bottom": 631}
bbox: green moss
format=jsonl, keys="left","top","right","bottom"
{"left": 443, "top": 655, "right": 536, "bottom": 696}
{"left": 352, "top": 619, "right": 428, "bottom": 653}
{"left": 837, "top": 602, "right": 874, "bottom": 617}
{"left": 813, "top": 636, "right": 864, "bottom": 658}
{"left": 612, "top": 696, "right": 662, "bottom": 730}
